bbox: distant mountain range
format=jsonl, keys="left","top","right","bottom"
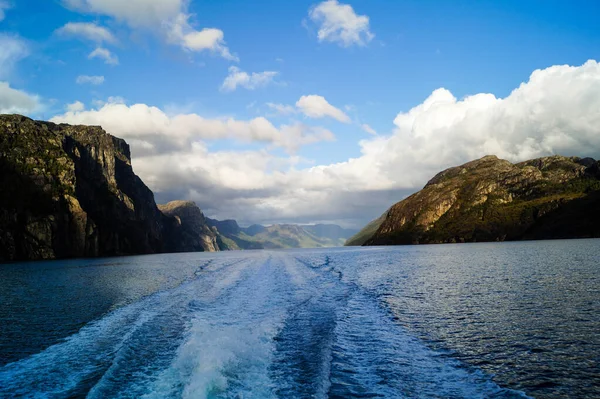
{"left": 206, "top": 217, "right": 357, "bottom": 250}
{"left": 348, "top": 155, "right": 600, "bottom": 246}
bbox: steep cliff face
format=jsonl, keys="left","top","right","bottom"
{"left": 0, "top": 115, "right": 178, "bottom": 261}
{"left": 365, "top": 155, "right": 600, "bottom": 246}
{"left": 158, "top": 201, "right": 219, "bottom": 252}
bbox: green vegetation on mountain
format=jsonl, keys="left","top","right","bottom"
{"left": 362, "top": 155, "right": 600, "bottom": 246}
{"left": 344, "top": 214, "right": 386, "bottom": 246}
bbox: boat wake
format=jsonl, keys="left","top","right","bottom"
{"left": 0, "top": 252, "right": 530, "bottom": 398}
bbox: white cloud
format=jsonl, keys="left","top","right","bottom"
{"left": 50, "top": 100, "right": 335, "bottom": 154}
{"left": 61, "top": 0, "right": 236, "bottom": 60}
{"left": 88, "top": 47, "right": 119, "bottom": 65}
{"left": 66, "top": 100, "right": 85, "bottom": 112}
{"left": 0, "top": 34, "right": 28, "bottom": 80}
{"left": 361, "top": 123, "right": 376, "bottom": 135}
{"left": 296, "top": 94, "right": 350, "bottom": 123}
{"left": 55, "top": 22, "right": 117, "bottom": 44}
{"left": 308, "top": 0, "right": 374, "bottom": 47}
{"left": 0, "top": 81, "right": 39, "bottom": 114}
{"left": 62, "top": 0, "right": 184, "bottom": 28}
{"left": 266, "top": 102, "right": 297, "bottom": 115}
{"left": 0, "top": 1, "right": 11, "bottom": 21}
{"left": 168, "top": 14, "right": 237, "bottom": 61}
{"left": 76, "top": 75, "right": 105, "bottom": 85}
{"left": 221, "top": 66, "right": 278, "bottom": 92}
{"left": 375, "top": 60, "right": 600, "bottom": 182}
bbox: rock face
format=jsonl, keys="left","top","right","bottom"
{"left": 365, "top": 155, "right": 600, "bottom": 246}
{"left": 158, "top": 201, "right": 219, "bottom": 252}
{"left": 0, "top": 114, "right": 215, "bottom": 261}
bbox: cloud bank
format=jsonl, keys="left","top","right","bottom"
{"left": 51, "top": 100, "right": 335, "bottom": 155}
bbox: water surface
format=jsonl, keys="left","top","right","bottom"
{"left": 1, "top": 240, "right": 598, "bottom": 398}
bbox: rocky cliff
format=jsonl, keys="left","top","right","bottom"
{"left": 364, "top": 155, "right": 600, "bottom": 246}
{"left": 158, "top": 201, "right": 219, "bottom": 252}
{"left": 0, "top": 114, "right": 215, "bottom": 262}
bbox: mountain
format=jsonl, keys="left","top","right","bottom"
{"left": 303, "top": 224, "right": 358, "bottom": 244}
{"left": 206, "top": 218, "right": 241, "bottom": 236}
{"left": 0, "top": 114, "right": 216, "bottom": 262}
{"left": 158, "top": 201, "right": 219, "bottom": 252}
{"left": 205, "top": 218, "right": 263, "bottom": 250}
{"left": 243, "top": 224, "right": 267, "bottom": 236}
{"left": 206, "top": 218, "right": 356, "bottom": 249}
{"left": 361, "top": 155, "right": 600, "bottom": 246}
{"left": 344, "top": 214, "right": 386, "bottom": 246}
{"left": 246, "top": 224, "right": 339, "bottom": 249}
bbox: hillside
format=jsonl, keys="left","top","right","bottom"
{"left": 362, "top": 155, "right": 600, "bottom": 246}
{"left": 344, "top": 214, "right": 386, "bottom": 246}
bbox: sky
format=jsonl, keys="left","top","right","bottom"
{"left": 1, "top": 0, "right": 600, "bottom": 228}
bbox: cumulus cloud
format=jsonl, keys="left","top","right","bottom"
{"left": 76, "top": 74, "right": 104, "bottom": 85}
{"left": 167, "top": 14, "right": 237, "bottom": 61}
{"left": 296, "top": 94, "right": 350, "bottom": 123}
{"left": 51, "top": 100, "right": 335, "bottom": 155}
{"left": 375, "top": 61, "right": 600, "bottom": 180}
{"left": 62, "top": 0, "right": 236, "bottom": 60}
{"left": 0, "top": 35, "right": 39, "bottom": 115}
{"left": 0, "top": 82, "right": 39, "bottom": 114}
{"left": 66, "top": 100, "right": 85, "bottom": 112}
{"left": 0, "top": 34, "right": 28, "bottom": 80}
{"left": 361, "top": 123, "right": 376, "bottom": 135}
{"left": 0, "top": 1, "right": 11, "bottom": 21}
{"left": 55, "top": 22, "right": 117, "bottom": 44}
{"left": 88, "top": 47, "right": 119, "bottom": 65}
{"left": 308, "top": 0, "right": 374, "bottom": 47}
{"left": 221, "top": 66, "right": 278, "bottom": 92}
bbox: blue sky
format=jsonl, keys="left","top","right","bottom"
{"left": 1, "top": 0, "right": 600, "bottom": 226}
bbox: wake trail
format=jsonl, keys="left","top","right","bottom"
{"left": 0, "top": 251, "right": 532, "bottom": 398}
{"left": 0, "top": 256, "right": 255, "bottom": 398}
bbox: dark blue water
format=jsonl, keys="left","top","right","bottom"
{"left": 0, "top": 240, "right": 598, "bottom": 398}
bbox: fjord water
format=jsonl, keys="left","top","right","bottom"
{"left": 0, "top": 241, "right": 598, "bottom": 398}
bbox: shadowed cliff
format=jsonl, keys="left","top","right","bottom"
{"left": 0, "top": 115, "right": 216, "bottom": 261}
